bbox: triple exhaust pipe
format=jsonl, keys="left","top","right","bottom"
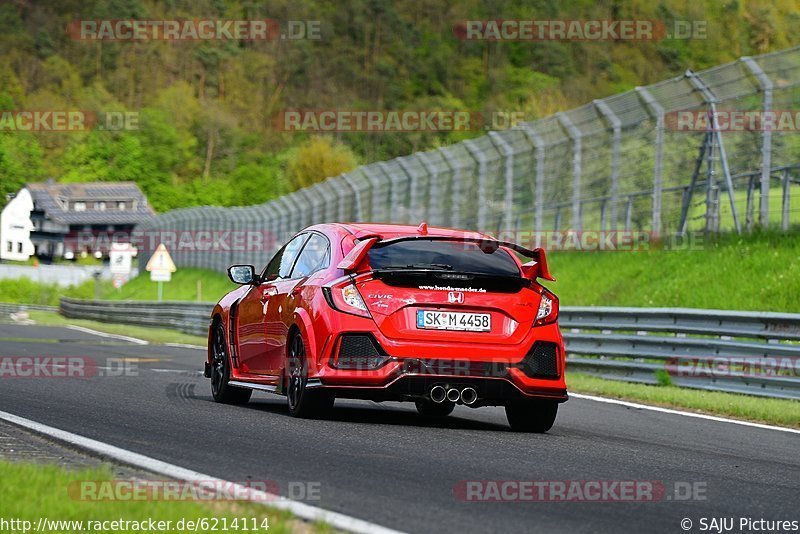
{"left": 429, "top": 385, "right": 478, "bottom": 406}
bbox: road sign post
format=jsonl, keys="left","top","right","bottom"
{"left": 145, "top": 244, "right": 176, "bottom": 302}
{"left": 110, "top": 242, "right": 137, "bottom": 289}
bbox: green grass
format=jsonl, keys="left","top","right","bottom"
{"left": 0, "top": 461, "right": 310, "bottom": 533}
{"left": 567, "top": 372, "right": 800, "bottom": 428}
{"left": 547, "top": 230, "right": 800, "bottom": 311}
{"left": 105, "top": 268, "right": 235, "bottom": 303}
{"left": 0, "top": 277, "right": 106, "bottom": 307}
{"left": 26, "top": 310, "right": 207, "bottom": 346}
{"left": 0, "top": 267, "right": 233, "bottom": 306}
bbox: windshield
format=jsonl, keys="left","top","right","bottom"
{"left": 367, "top": 239, "right": 520, "bottom": 277}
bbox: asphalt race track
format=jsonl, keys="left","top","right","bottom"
{"left": 0, "top": 323, "right": 797, "bottom": 533}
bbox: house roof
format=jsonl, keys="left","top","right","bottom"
{"left": 25, "top": 181, "right": 155, "bottom": 225}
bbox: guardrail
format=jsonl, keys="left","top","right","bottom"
{"left": 0, "top": 302, "right": 58, "bottom": 315}
{"left": 59, "top": 298, "right": 212, "bottom": 337}
{"left": 561, "top": 307, "right": 800, "bottom": 400}
{"left": 55, "top": 298, "right": 800, "bottom": 400}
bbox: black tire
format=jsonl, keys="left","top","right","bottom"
{"left": 415, "top": 399, "right": 455, "bottom": 417}
{"left": 286, "top": 332, "right": 334, "bottom": 418}
{"left": 210, "top": 322, "right": 252, "bottom": 405}
{"left": 505, "top": 400, "right": 558, "bottom": 433}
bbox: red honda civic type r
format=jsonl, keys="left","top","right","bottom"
{"left": 205, "top": 222, "right": 567, "bottom": 432}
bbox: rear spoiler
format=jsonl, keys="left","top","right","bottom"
{"left": 336, "top": 237, "right": 378, "bottom": 271}
{"left": 337, "top": 235, "right": 554, "bottom": 282}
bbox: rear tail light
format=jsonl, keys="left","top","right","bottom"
{"left": 534, "top": 288, "right": 558, "bottom": 326}
{"left": 323, "top": 278, "right": 372, "bottom": 318}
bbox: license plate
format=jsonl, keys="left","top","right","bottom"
{"left": 416, "top": 310, "right": 491, "bottom": 332}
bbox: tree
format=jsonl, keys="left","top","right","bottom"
{"left": 0, "top": 134, "right": 45, "bottom": 209}
{"left": 285, "top": 137, "right": 358, "bottom": 190}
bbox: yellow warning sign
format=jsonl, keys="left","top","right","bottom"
{"left": 145, "top": 244, "right": 177, "bottom": 273}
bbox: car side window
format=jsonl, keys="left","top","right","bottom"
{"left": 262, "top": 234, "right": 309, "bottom": 280}
{"left": 291, "top": 233, "right": 330, "bottom": 278}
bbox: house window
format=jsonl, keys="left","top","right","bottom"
{"left": 118, "top": 201, "right": 126, "bottom": 211}
{"left": 6, "top": 241, "right": 11, "bottom": 253}
{"left": 74, "top": 201, "right": 86, "bottom": 212}
{"left": 95, "top": 202, "right": 106, "bottom": 211}
{"left": 17, "top": 242, "right": 22, "bottom": 253}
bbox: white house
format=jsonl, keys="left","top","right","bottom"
{"left": 1, "top": 181, "right": 154, "bottom": 262}
{"left": 0, "top": 188, "right": 35, "bottom": 261}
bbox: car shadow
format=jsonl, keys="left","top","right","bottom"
{"left": 230, "top": 396, "right": 511, "bottom": 432}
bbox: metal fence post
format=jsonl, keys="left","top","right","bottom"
{"left": 417, "top": 152, "right": 440, "bottom": 225}
{"left": 326, "top": 178, "right": 348, "bottom": 222}
{"left": 464, "top": 140, "right": 488, "bottom": 231}
{"left": 379, "top": 162, "right": 401, "bottom": 222}
{"left": 340, "top": 173, "right": 363, "bottom": 221}
{"left": 741, "top": 56, "right": 773, "bottom": 229}
{"left": 282, "top": 192, "right": 302, "bottom": 234}
{"left": 783, "top": 168, "right": 791, "bottom": 232}
{"left": 687, "top": 70, "right": 741, "bottom": 234}
{"left": 521, "top": 123, "right": 546, "bottom": 246}
{"left": 272, "top": 197, "right": 291, "bottom": 242}
{"left": 745, "top": 174, "right": 756, "bottom": 231}
{"left": 593, "top": 99, "right": 621, "bottom": 230}
{"left": 488, "top": 131, "right": 514, "bottom": 235}
{"left": 364, "top": 166, "right": 387, "bottom": 222}
{"left": 396, "top": 157, "right": 421, "bottom": 223}
{"left": 625, "top": 197, "right": 633, "bottom": 232}
{"left": 557, "top": 112, "right": 582, "bottom": 231}
{"left": 439, "top": 149, "right": 462, "bottom": 228}
{"left": 635, "top": 87, "right": 665, "bottom": 237}
{"left": 291, "top": 188, "right": 312, "bottom": 229}
{"left": 600, "top": 200, "right": 608, "bottom": 231}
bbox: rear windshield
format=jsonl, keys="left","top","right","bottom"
{"left": 367, "top": 239, "right": 520, "bottom": 277}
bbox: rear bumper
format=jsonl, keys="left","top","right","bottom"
{"left": 310, "top": 322, "right": 568, "bottom": 404}
{"left": 307, "top": 372, "right": 568, "bottom": 405}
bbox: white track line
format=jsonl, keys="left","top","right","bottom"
{"left": 570, "top": 393, "right": 800, "bottom": 434}
{"left": 65, "top": 325, "right": 148, "bottom": 345}
{"left": 165, "top": 342, "right": 205, "bottom": 350}
{"left": 0, "top": 410, "right": 405, "bottom": 534}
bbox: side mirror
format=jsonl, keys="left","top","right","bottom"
{"left": 228, "top": 265, "right": 257, "bottom": 285}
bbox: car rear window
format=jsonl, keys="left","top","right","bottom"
{"left": 367, "top": 239, "right": 520, "bottom": 276}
